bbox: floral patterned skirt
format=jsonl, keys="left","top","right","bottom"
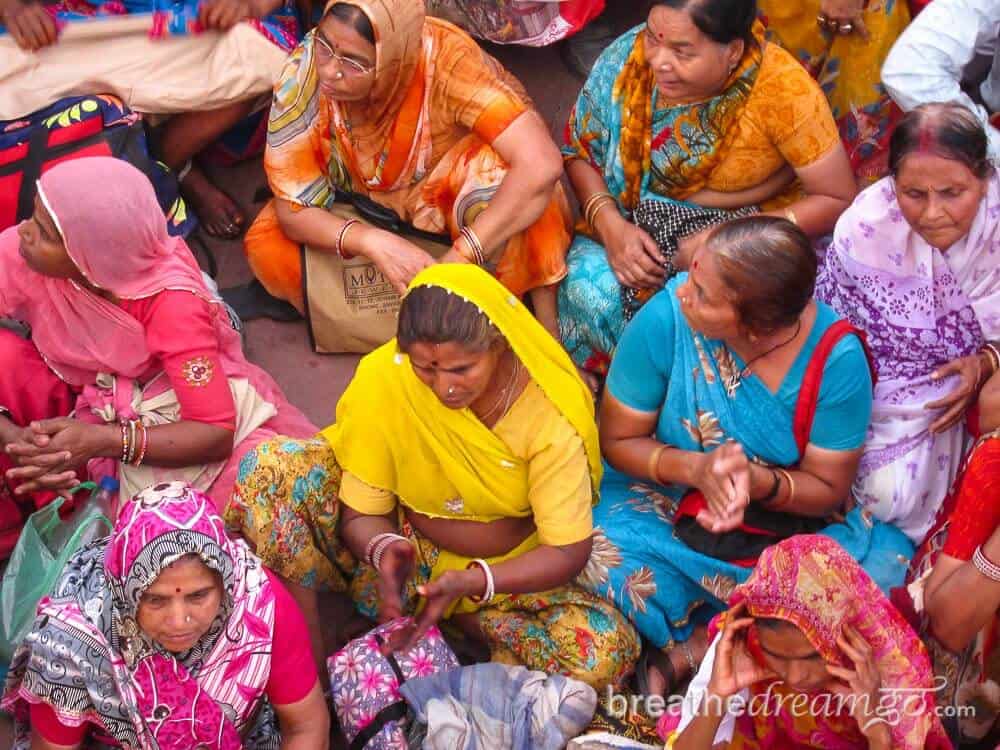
{"left": 583, "top": 467, "right": 915, "bottom": 650}
{"left": 226, "top": 436, "right": 640, "bottom": 690}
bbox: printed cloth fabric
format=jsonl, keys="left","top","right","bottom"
{"left": 816, "top": 174, "right": 1000, "bottom": 542}
{"left": 2, "top": 482, "right": 280, "bottom": 749}
{"left": 664, "top": 536, "right": 952, "bottom": 749}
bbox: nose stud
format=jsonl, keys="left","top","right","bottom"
{"left": 447, "top": 387, "right": 455, "bottom": 395}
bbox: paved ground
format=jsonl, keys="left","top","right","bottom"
{"left": 206, "top": 3, "right": 645, "bottom": 425}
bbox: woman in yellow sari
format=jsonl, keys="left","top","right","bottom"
{"left": 226, "top": 264, "right": 639, "bottom": 690}
{"left": 243, "top": 0, "right": 571, "bottom": 335}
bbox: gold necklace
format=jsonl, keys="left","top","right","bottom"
{"left": 478, "top": 355, "right": 520, "bottom": 423}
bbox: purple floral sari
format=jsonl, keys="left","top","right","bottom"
{"left": 817, "top": 173, "right": 1000, "bottom": 543}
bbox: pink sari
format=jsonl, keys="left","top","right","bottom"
{"left": 2, "top": 482, "right": 278, "bottom": 749}
{"left": 0, "top": 156, "right": 314, "bottom": 510}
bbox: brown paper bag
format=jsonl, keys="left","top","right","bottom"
{"left": 302, "top": 204, "right": 451, "bottom": 354}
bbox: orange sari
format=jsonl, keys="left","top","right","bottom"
{"left": 247, "top": 0, "right": 570, "bottom": 310}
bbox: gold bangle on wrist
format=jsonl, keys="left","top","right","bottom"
{"left": 775, "top": 468, "right": 795, "bottom": 508}
{"left": 647, "top": 443, "right": 668, "bottom": 484}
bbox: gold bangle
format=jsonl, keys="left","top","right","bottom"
{"left": 775, "top": 468, "right": 795, "bottom": 506}
{"left": 647, "top": 443, "right": 668, "bottom": 484}
{"left": 983, "top": 343, "right": 1000, "bottom": 376}
{"left": 587, "top": 197, "right": 616, "bottom": 232}
{"left": 582, "top": 190, "right": 614, "bottom": 215}
{"left": 783, "top": 208, "right": 798, "bottom": 226}
{"left": 336, "top": 218, "right": 360, "bottom": 260}
{"left": 460, "top": 226, "right": 486, "bottom": 265}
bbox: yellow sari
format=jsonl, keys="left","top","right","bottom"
{"left": 323, "top": 264, "right": 601, "bottom": 609}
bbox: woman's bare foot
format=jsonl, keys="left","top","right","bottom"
{"left": 181, "top": 164, "right": 245, "bottom": 239}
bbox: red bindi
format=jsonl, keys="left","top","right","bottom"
{"left": 692, "top": 259, "right": 700, "bottom": 270}
{"left": 175, "top": 588, "right": 181, "bottom": 593}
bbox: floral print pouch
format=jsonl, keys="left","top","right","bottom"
{"left": 328, "top": 617, "right": 459, "bottom": 750}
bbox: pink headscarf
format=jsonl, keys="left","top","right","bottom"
{"left": 2, "top": 482, "right": 276, "bottom": 749}
{"left": 714, "top": 536, "right": 952, "bottom": 750}
{"left": 0, "top": 156, "right": 216, "bottom": 386}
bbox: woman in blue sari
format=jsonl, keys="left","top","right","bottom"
{"left": 584, "top": 216, "right": 912, "bottom": 696}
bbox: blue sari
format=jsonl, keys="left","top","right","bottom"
{"left": 581, "top": 277, "right": 914, "bottom": 648}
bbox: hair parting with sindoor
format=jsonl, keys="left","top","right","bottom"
{"left": 707, "top": 215, "right": 817, "bottom": 336}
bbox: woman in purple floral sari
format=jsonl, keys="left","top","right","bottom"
{"left": 817, "top": 103, "right": 1000, "bottom": 545}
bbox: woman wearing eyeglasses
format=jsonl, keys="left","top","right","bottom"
{"left": 244, "top": 0, "right": 572, "bottom": 337}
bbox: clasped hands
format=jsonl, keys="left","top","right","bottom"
{"left": 690, "top": 441, "right": 755, "bottom": 534}
{"left": 3, "top": 418, "right": 102, "bottom": 496}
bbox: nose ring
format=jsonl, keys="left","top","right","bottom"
{"left": 185, "top": 615, "right": 193, "bottom": 624}
{"left": 335, "top": 71, "right": 345, "bottom": 80}
{"left": 447, "top": 386, "right": 455, "bottom": 395}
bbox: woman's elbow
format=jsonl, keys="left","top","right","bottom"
{"left": 927, "top": 610, "right": 975, "bottom": 654}
{"left": 205, "top": 428, "right": 235, "bottom": 463}
{"left": 514, "top": 144, "right": 564, "bottom": 193}
{"left": 563, "top": 536, "right": 594, "bottom": 580}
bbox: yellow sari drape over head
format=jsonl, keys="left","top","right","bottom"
{"left": 323, "top": 265, "right": 601, "bottom": 608}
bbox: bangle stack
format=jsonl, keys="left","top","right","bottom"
{"left": 459, "top": 226, "right": 487, "bottom": 266}
{"left": 973, "top": 545, "right": 1000, "bottom": 582}
{"left": 466, "top": 558, "right": 495, "bottom": 603}
{"left": 119, "top": 419, "right": 148, "bottom": 467}
{"left": 365, "top": 532, "right": 409, "bottom": 571}
{"left": 583, "top": 191, "right": 616, "bottom": 232}
{"left": 335, "top": 219, "right": 360, "bottom": 260}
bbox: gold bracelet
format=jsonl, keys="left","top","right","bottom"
{"left": 982, "top": 343, "right": 1000, "bottom": 377}
{"left": 783, "top": 208, "right": 798, "bottom": 226}
{"left": 775, "top": 468, "right": 795, "bottom": 507}
{"left": 647, "top": 443, "right": 668, "bottom": 484}
{"left": 583, "top": 192, "right": 616, "bottom": 230}
{"left": 587, "top": 197, "right": 616, "bottom": 232}
{"left": 582, "top": 191, "right": 614, "bottom": 216}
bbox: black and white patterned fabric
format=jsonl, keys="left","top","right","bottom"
{"left": 623, "top": 199, "right": 759, "bottom": 319}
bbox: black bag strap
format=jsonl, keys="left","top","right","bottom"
{"left": 347, "top": 633, "right": 410, "bottom": 750}
{"left": 348, "top": 702, "right": 409, "bottom": 750}
{"left": 335, "top": 189, "right": 452, "bottom": 246}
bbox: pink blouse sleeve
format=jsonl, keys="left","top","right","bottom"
{"left": 127, "top": 291, "right": 236, "bottom": 431}
{"left": 30, "top": 701, "right": 90, "bottom": 746}
{"left": 265, "top": 569, "right": 319, "bottom": 706}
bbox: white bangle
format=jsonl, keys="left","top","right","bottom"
{"left": 367, "top": 532, "right": 408, "bottom": 571}
{"left": 467, "top": 558, "right": 495, "bottom": 603}
{"left": 861, "top": 716, "right": 886, "bottom": 734}
{"left": 973, "top": 545, "right": 1000, "bottom": 582}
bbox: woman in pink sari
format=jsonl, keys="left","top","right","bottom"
{"left": 0, "top": 156, "right": 315, "bottom": 528}
{"left": 663, "top": 536, "right": 952, "bottom": 750}
{"left": 2, "top": 481, "right": 328, "bottom": 749}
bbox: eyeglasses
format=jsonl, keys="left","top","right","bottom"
{"left": 314, "top": 37, "right": 374, "bottom": 77}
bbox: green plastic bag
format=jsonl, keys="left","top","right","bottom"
{"left": 0, "top": 483, "right": 112, "bottom": 662}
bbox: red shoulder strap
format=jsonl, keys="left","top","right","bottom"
{"left": 792, "top": 320, "right": 876, "bottom": 457}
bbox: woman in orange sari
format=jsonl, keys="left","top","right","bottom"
{"left": 244, "top": 0, "right": 571, "bottom": 335}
